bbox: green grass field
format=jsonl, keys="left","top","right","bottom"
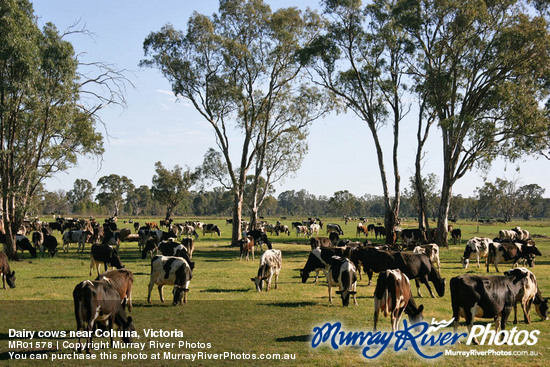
{"left": 1, "top": 217, "right": 550, "bottom": 366}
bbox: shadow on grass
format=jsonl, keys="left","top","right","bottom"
{"left": 275, "top": 334, "right": 310, "bottom": 343}
{"left": 34, "top": 276, "right": 81, "bottom": 279}
{"left": 0, "top": 349, "right": 56, "bottom": 360}
{"left": 263, "top": 301, "right": 317, "bottom": 308}
{"left": 200, "top": 288, "right": 250, "bottom": 293}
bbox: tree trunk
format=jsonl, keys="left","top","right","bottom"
{"left": 436, "top": 175, "right": 453, "bottom": 248}
{"left": 231, "top": 191, "right": 243, "bottom": 247}
{"left": 2, "top": 196, "right": 18, "bottom": 260}
{"left": 384, "top": 205, "right": 398, "bottom": 245}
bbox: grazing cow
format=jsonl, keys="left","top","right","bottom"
{"left": 148, "top": 256, "right": 193, "bottom": 305}
{"left": 0, "top": 252, "right": 16, "bottom": 289}
{"left": 96, "top": 268, "right": 134, "bottom": 312}
{"left": 31, "top": 231, "right": 43, "bottom": 251}
{"left": 73, "top": 279, "right": 135, "bottom": 353}
{"left": 309, "top": 237, "right": 333, "bottom": 251}
{"left": 295, "top": 225, "right": 310, "bottom": 238}
{"left": 159, "top": 219, "right": 173, "bottom": 229}
{"left": 326, "top": 223, "right": 344, "bottom": 235}
{"left": 156, "top": 240, "right": 194, "bottom": 269}
{"left": 48, "top": 221, "right": 64, "bottom": 234}
{"left": 300, "top": 248, "right": 328, "bottom": 283}
{"left": 508, "top": 268, "right": 548, "bottom": 324}
{"left": 251, "top": 249, "right": 282, "bottom": 292}
{"left": 203, "top": 224, "right": 221, "bottom": 236}
{"left": 325, "top": 256, "right": 358, "bottom": 306}
{"left": 356, "top": 224, "right": 368, "bottom": 237}
{"left": 101, "top": 229, "right": 121, "bottom": 251}
{"left": 90, "top": 244, "right": 123, "bottom": 276}
{"left": 373, "top": 269, "right": 424, "bottom": 331}
{"left": 246, "top": 230, "right": 272, "bottom": 251}
{"left": 291, "top": 221, "right": 302, "bottom": 229}
{"left": 450, "top": 269, "right": 531, "bottom": 344}
{"left": 145, "top": 221, "right": 159, "bottom": 230}
{"left": 63, "top": 230, "right": 92, "bottom": 253}
{"left": 461, "top": 237, "right": 491, "bottom": 268}
{"left": 401, "top": 229, "right": 425, "bottom": 245}
{"left": 374, "top": 226, "right": 386, "bottom": 240}
{"left": 512, "top": 227, "right": 530, "bottom": 241}
{"left": 275, "top": 224, "right": 290, "bottom": 236}
{"left": 498, "top": 229, "right": 518, "bottom": 242}
{"left": 366, "top": 224, "right": 375, "bottom": 236}
{"left": 413, "top": 243, "right": 440, "bottom": 270}
{"left": 350, "top": 248, "right": 445, "bottom": 297}
{"left": 141, "top": 238, "right": 159, "bottom": 259}
{"left": 451, "top": 229, "right": 462, "bottom": 245}
{"left": 16, "top": 235, "right": 37, "bottom": 258}
{"left": 180, "top": 224, "right": 199, "bottom": 240}
{"left": 486, "top": 242, "right": 542, "bottom": 273}
{"left": 226, "top": 218, "right": 232, "bottom": 225}
{"left": 239, "top": 235, "right": 255, "bottom": 261}
{"left": 133, "top": 222, "right": 140, "bottom": 232}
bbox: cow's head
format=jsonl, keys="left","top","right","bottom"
{"left": 435, "top": 278, "right": 446, "bottom": 297}
{"left": 408, "top": 304, "right": 424, "bottom": 326}
{"left": 172, "top": 286, "right": 189, "bottom": 305}
{"left": 336, "top": 289, "right": 357, "bottom": 307}
{"left": 5, "top": 271, "right": 15, "bottom": 288}
{"left": 535, "top": 297, "right": 549, "bottom": 321}
{"left": 251, "top": 276, "right": 266, "bottom": 292}
{"left": 120, "top": 316, "right": 135, "bottom": 343}
{"left": 300, "top": 268, "right": 309, "bottom": 283}
{"left": 110, "top": 253, "right": 123, "bottom": 269}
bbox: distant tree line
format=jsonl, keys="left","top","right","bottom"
{"left": 32, "top": 172, "right": 549, "bottom": 221}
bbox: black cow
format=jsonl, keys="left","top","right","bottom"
{"left": 34, "top": 229, "right": 58, "bottom": 257}
{"left": 350, "top": 247, "right": 445, "bottom": 298}
{"left": 374, "top": 226, "right": 386, "bottom": 239}
{"left": 0, "top": 252, "right": 16, "bottom": 289}
{"left": 16, "top": 235, "right": 37, "bottom": 258}
{"left": 101, "top": 228, "right": 120, "bottom": 250}
{"left": 90, "top": 244, "right": 123, "bottom": 276}
{"left": 73, "top": 279, "right": 135, "bottom": 353}
{"left": 48, "top": 221, "right": 64, "bottom": 233}
{"left": 246, "top": 230, "right": 272, "bottom": 250}
{"left": 133, "top": 222, "right": 140, "bottom": 232}
{"left": 401, "top": 228, "right": 425, "bottom": 245}
{"left": 450, "top": 268, "right": 532, "bottom": 344}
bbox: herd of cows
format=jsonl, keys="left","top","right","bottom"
{"left": 0, "top": 216, "right": 549, "bottom": 352}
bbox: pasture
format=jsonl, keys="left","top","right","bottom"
{"left": 1, "top": 217, "right": 550, "bottom": 366}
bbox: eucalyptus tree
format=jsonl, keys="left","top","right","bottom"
{"left": 151, "top": 161, "right": 196, "bottom": 220}
{"left": 67, "top": 179, "right": 94, "bottom": 213}
{"left": 96, "top": 175, "right": 134, "bottom": 217}
{"left": 0, "top": 0, "right": 128, "bottom": 258}
{"left": 141, "top": 0, "right": 323, "bottom": 244}
{"left": 300, "top": 0, "right": 413, "bottom": 243}
{"left": 402, "top": 0, "right": 550, "bottom": 244}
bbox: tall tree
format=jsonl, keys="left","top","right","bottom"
{"left": 141, "top": 0, "right": 323, "bottom": 245}
{"left": 300, "top": 0, "right": 412, "bottom": 243}
{"left": 96, "top": 174, "right": 134, "bottom": 217}
{"left": 0, "top": 1, "right": 127, "bottom": 258}
{"left": 67, "top": 179, "right": 94, "bottom": 213}
{"left": 151, "top": 161, "right": 196, "bottom": 220}
{"left": 402, "top": 0, "right": 550, "bottom": 245}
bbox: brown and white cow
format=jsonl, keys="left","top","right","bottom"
{"left": 239, "top": 235, "right": 255, "bottom": 261}
{"left": 373, "top": 269, "right": 424, "bottom": 331}
{"left": 96, "top": 268, "right": 134, "bottom": 312}
{"left": 73, "top": 279, "right": 135, "bottom": 353}
{"left": 486, "top": 242, "right": 542, "bottom": 273}
{"left": 508, "top": 267, "right": 549, "bottom": 324}
{"left": 0, "top": 252, "right": 16, "bottom": 289}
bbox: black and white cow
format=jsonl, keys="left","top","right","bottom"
{"left": 246, "top": 230, "right": 272, "bottom": 251}
{"left": 63, "top": 230, "right": 92, "bottom": 252}
{"left": 325, "top": 256, "right": 358, "bottom": 306}
{"left": 461, "top": 237, "right": 491, "bottom": 268}
{"left": 508, "top": 267, "right": 549, "bottom": 324}
{"left": 373, "top": 269, "right": 424, "bottom": 331}
{"left": 73, "top": 279, "right": 135, "bottom": 353}
{"left": 0, "top": 252, "right": 16, "bottom": 289}
{"left": 413, "top": 244, "right": 440, "bottom": 270}
{"left": 148, "top": 256, "right": 193, "bottom": 305}
{"left": 251, "top": 249, "right": 282, "bottom": 292}
{"left": 203, "top": 224, "right": 221, "bottom": 236}
{"left": 326, "top": 223, "right": 344, "bottom": 235}
{"left": 450, "top": 268, "right": 532, "bottom": 344}
{"left": 300, "top": 248, "right": 328, "bottom": 284}
{"left": 90, "top": 243, "right": 124, "bottom": 276}
{"left": 486, "top": 242, "right": 542, "bottom": 273}
{"left": 157, "top": 240, "right": 194, "bottom": 269}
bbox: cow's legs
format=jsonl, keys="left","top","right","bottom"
{"left": 523, "top": 300, "right": 532, "bottom": 324}
{"left": 89, "top": 259, "right": 94, "bottom": 276}
{"left": 2, "top": 275, "right": 5, "bottom": 289}
{"left": 415, "top": 279, "right": 424, "bottom": 298}
{"left": 147, "top": 280, "right": 155, "bottom": 303}
{"left": 466, "top": 305, "right": 478, "bottom": 344}
{"left": 367, "top": 269, "right": 374, "bottom": 286}
{"left": 513, "top": 302, "right": 519, "bottom": 324}
{"left": 373, "top": 299, "right": 381, "bottom": 331}
{"left": 158, "top": 284, "right": 165, "bottom": 303}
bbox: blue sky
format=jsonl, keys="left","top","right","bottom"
{"left": 32, "top": 0, "right": 550, "bottom": 199}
